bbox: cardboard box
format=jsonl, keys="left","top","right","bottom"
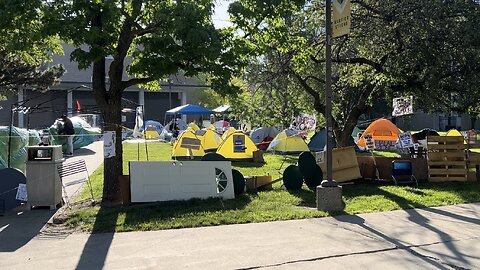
{"left": 245, "top": 175, "right": 272, "bottom": 192}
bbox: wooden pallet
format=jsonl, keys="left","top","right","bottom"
{"left": 427, "top": 136, "right": 467, "bottom": 182}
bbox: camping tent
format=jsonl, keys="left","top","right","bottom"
{"left": 446, "top": 129, "right": 466, "bottom": 144}
{"left": 172, "top": 130, "right": 205, "bottom": 159}
{"left": 142, "top": 120, "right": 163, "bottom": 139}
{"left": 222, "top": 127, "right": 236, "bottom": 140}
{"left": 356, "top": 118, "right": 401, "bottom": 150}
{"left": 308, "top": 128, "right": 337, "bottom": 151}
{"left": 49, "top": 116, "right": 101, "bottom": 151}
{"left": 213, "top": 120, "right": 230, "bottom": 130}
{"left": 250, "top": 127, "right": 279, "bottom": 151}
{"left": 188, "top": 122, "right": 200, "bottom": 131}
{"left": 195, "top": 129, "right": 223, "bottom": 152}
{"left": 217, "top": 131, "right": 258, "bottom": 161}
{"left": 267, "top": 129, "right": 309, "bottom": 154}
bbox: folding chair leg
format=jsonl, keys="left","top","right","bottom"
{"left": 86, "top": 176, "right": 95, "bottom": 203}
{"left": 62, "top": 184, "right": 71, "bottom": 208}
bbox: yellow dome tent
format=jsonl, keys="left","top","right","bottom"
{"left": 446, "top": 129, "right": 466, "bottom": 144}
{"left": 267, "top": 129, "right": 309, "bottom": 154}
{"left": 217, "top": 131, "right": 258, "bottom": 161}
{"left": 196, "top": 129, "right": 223, "bottom": 152}
{"left": 188, "top": 122, "right": 200, "bottom": 131}
{"left": 172, "top": 130, "right": 205, "bottom": 159}
{"left": 221, "top": 127, "right": 236, "bottom": 141}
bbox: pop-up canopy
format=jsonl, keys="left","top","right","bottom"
{"left": 166, "top": 104, "right": 214, "bottom": 115}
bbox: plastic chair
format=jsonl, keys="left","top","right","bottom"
{"left": 392, "top": 160, "right": 418, "bottom": 187}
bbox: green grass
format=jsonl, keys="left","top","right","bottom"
{"left": 68, "top": 141, "right": 480, "bottom": 233}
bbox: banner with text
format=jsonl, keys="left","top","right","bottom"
{"left": 333, "top": 0, "right": 352, "bottom": 38}
{"left": 392, "top": 96, "right": 413, "bottom": 116}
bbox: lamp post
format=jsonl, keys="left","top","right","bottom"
{"left": 168, "top": 76, "right": 174, "bottom": 109}
{"left": 316, "top": 0, "right": 343, "bottom": 212}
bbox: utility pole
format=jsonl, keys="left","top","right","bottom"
{"left": 168, "top": 76, "right": 174, "bottom": 109}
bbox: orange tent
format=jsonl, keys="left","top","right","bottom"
{"left": 357, "top": 118, "right": 401, "bottom": 147}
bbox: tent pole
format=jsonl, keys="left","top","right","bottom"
{"left": 7, "top": 105, "right": 14, "bottom": 168}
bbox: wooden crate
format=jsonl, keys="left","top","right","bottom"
{"left": 427, "top": 136, "right": 467, "bottom": 182}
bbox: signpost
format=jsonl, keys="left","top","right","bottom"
{"left": 317, "top": 0, "right": 351, "bottom": 212}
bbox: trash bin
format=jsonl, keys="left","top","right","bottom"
{"left": 26, "top": 146, "right": 64, "bottom": 209}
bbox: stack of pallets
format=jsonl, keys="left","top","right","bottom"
{"left": 427, "top": 136, "right": 467, "bottom": 182}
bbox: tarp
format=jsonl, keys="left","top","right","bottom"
{"left": 412, "top": 128, "right": 439, "bottom": 141}
{"left": 0, "top": 126, "right": 41, "bottom": 173}
{"left": 166, "top": 104, "right": 214, "bottom": 115}
{"left": 216, "top": 131, "right": 258, "bottom": 161}
{"left": 172, "top": 129, "right": 205, "bottom": 159}
{"left": 195, "top": 129, "right": 223, "bottom": 152}
{"left": 308, "top": 128, "right": 337, "bottom": 151}
{"left": 267, "top": 129, "right": 309, "bottom": 154}
{"left": 49, "top": 116, "right": 101, "bottom": 151}
{"left": 356, "top": 118, "right": 400, "bottom": 149}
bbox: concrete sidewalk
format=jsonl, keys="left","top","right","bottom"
{"left": 0, "top": 141, "right": 104, "bottom": 255}
{"left": 1, "top": 203, "right": 479, "bottom": 270}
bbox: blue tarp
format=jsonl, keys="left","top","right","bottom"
{"left": 165, "top": 104, "right": 214, "bottom": 115}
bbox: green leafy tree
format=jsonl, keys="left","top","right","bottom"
{"left": 44, "top": 0, "right": 243, "bottom": 201}
{"left": 0, "top": 0, "right": 64, "bottom": 98}
{"left": 230, "top": 0, "right": 480, "bottom": 146}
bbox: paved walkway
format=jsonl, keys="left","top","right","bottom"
{"left": 1, "top": 202, "right": 479, "bottom": 269}
{"left": 1, "top": 141, "right": 479, "bottom": 269}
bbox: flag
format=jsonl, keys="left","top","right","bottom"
{"left": 132, "top": 106, "right": 144, "bottom": 138}
{"left": 76, "top": 100, "right": 81, "bottom": 111}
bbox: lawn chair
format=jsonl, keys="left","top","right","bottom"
{"left": 392, "top": 160, "right": 418, "bottom": 187}
{"left": 57, "top": 159, "right": 95, "bottom": 207}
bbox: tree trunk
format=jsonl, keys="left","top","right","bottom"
{"left": 101, "top": 96, "right": 123, "bottom": 202}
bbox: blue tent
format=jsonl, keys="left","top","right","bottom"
{"left": 141, "top": 120, "right": 164, "bottom": 134}
{"left": 308, "top": 128, "right": 336, "bottom": 151}
{"left": 166, "top": 104, "right": 214, "bottom": 115}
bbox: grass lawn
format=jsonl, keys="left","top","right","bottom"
{"left": 66, "top": 141, "right": 480, "bottom": 233}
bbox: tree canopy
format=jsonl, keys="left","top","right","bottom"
{"left": 230, "top": 0, "right": 480, "bottom": 145}
{"left": 43, "top": 0, "right": 247, "bottom": 201}
{"left": 0, "top": 0, "right": 64, "bottom": 98}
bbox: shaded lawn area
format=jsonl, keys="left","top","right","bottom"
{"left": 67, "top": 141, "right": 480, "bottom": 232}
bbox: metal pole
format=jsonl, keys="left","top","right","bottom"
{"left": 7, "top": 105, "right": 14, "bottom": 168}
{"left": 168, "top": 77, "right": 173, "bottom": 109}
{"left": 322, "top": 0, "right": 337, "bottom": 187}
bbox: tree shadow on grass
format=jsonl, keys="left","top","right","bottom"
{"left": 287, "top": 188, "right": 316, "bottom": 208}
{"left": 233, "top": 162, "right": 265, "bottom": 168}
{"left": 118, "top": 195, "right": 253, "bottom": 231}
